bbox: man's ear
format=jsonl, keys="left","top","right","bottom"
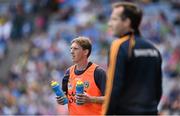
{"left": 124, "top": 18, "right": 131, "bottom": 28}
{"left": 84, "top": 49, "right": 89, "bottom": 57}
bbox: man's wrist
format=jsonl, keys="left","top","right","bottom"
{"left": 91, "top": 97, "right": 97, "bottom": 103}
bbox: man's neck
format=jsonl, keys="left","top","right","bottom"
{"left": 119, "top": 31, "right": 133, "bottom": 38}
{"left": 76, "top": 60, "right": 89, "bottom": 71}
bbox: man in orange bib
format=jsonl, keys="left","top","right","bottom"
{"left": 56, "top": 36, "right": 106, "bottom": 115}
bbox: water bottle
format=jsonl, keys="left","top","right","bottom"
{"left": 76, "top": 80, "right": 84, "bottom": 105}
{"left": 51, "top": 80, "right": 68, "bottom": 104}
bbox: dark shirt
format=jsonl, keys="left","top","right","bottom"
{"left": 106, "top": 33, "right": 162, "bottom": 115}
{"left": 62, "top": 62, "right": 106, "bottom": 95}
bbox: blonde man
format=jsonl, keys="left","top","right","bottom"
{"left": 56, "top": 36, "right": 106, "bottom": 115}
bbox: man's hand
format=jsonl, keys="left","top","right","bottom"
{"left": 75, "top": 93, "right": 91, "bottom": 105}
{"left": 56, "top": 96, "right": 66, "bottom": 105}
{"left": 76, "top": 93, "right": 104, "bottom": 104}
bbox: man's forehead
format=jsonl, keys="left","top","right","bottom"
{"left": 71, "top": 42, "right": 80, "bottom": 48}
{"left": 112, "top": 6, "right": 124, "bottom": 15}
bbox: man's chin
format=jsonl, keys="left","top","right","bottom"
{"left": 114, "top": 33, "right": 122, "bottom": 38}
{"left": 110, "top": 32, "right": 120, "bottom": 37}
{"left": 72, "top": 60, "right": 77, "bottom": 64}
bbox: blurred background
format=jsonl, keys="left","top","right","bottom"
{"left": 0, "top": 0, "right": 179, "bottom": 115}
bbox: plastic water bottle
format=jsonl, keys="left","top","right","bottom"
{"left": 76, "top": 80, "right": 84, "bottom": 105}
{"left": 51, "top": 80, "right": 68, "bottom": 104}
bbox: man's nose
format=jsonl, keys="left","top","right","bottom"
{"left": 70, "top": 49, "right": 74, "bottom": 54}
{"left": 108, "top": 20, "right": 112, "bottom": 27}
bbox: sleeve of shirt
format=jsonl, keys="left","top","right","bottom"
{"left": 106, "top": 46, "right": 127, "bottom": 114}
{"left": 62, "top": 69, "right": 70, "bottom": 95}
{"left": 94, "top": 67, "right": 107, "bottom": 96}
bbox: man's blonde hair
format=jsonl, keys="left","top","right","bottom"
{"left": 112, "top": 2, "right": 138, "bottom": 9}
{"left": 71, "top": 36, "right": 92, "bottom": 58}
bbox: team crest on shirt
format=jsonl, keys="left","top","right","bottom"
{"left": 84, "top": 81, "right": 89, "bottom": 88}
{"left": 68, "top": 83, "right": 73, "bottom": 90}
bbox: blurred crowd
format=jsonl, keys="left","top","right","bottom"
{"left": 0, "top": 0, "right": 179, "bottom": 115}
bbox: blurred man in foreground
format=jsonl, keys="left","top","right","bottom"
{"left": 103, "top": 2, "right": 162, "bottom": 115}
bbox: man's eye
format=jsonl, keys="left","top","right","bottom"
{"left": 71, "top": 48, "right": 79, "bottom": 50}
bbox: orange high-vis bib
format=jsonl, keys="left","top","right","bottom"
{"left": 67, "top": 63, "right": 102, "bottom": 115}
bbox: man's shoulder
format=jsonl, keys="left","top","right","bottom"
{"left": 94, "top": 66, "right": 106, "bottom": 76}
{"left": 65, "top": 64, "right": 76, "bottom": 74}
{"left": 64, "top": 68, "right": 71, "bottom": 76}
{"left": 95, "top": 66, "right": 105, "bottom": 72}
